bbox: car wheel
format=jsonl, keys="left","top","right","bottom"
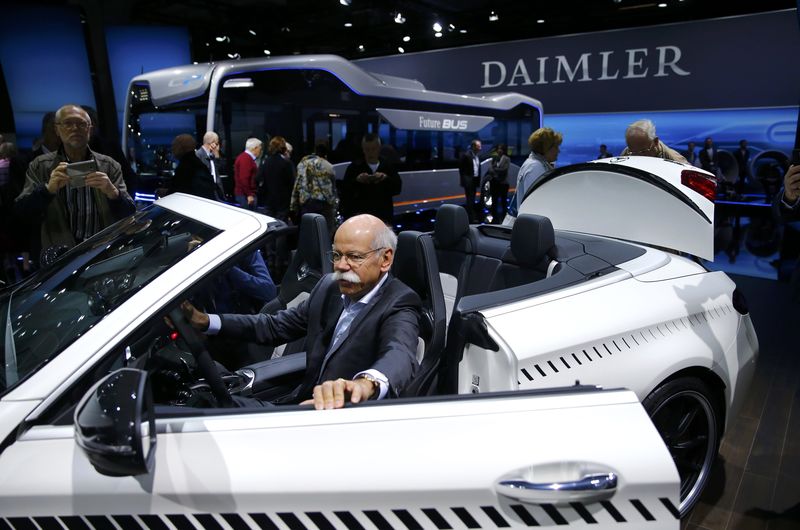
{"left": 642, "top": 377, "right": 720, "bottom": 518}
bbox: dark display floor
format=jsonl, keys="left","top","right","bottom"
{"left": 684, "top": 274, "right": 799, "bottom": 530}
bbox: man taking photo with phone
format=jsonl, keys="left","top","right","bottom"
{"left": 15, "top": 104, "right": 135, "bottom": 262}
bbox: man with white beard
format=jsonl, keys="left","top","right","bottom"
{"left": 182, "top": 214, "right": 421, "bottom": 409}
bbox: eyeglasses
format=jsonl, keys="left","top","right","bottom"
{"left": 628, "top": 141, "right": 656, "bottom": 156}
{"left": 56, "top": 120, "right": 90, "bottom": 131}
{"left": 327, "top": 247, "right": 385, "bottom": 266}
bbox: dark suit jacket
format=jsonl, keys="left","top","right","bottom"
{"left": 341, "top": 157, "right": 401, "bottom": 223}
{"left": 733, "top": 148, "right": 751, "bottom": 178}
{"left": 171, "top": 151, "right": 218, "bottom": 201}
{"left": 196, "top": 147, "right": 226, "bottom": 198}
{"left": 458, "top": 151, "right": 481, "bottom": 187}
{"left": 699, "top": 147, "right": 720, "bottom": 173}
{"left": 773, "top": 189, "right": 800, "bottom": 223}
{"left": 219, "top": 274, "right": 421, "bottom": 401}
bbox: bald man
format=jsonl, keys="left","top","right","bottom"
{"left": 183, "top": 214, "right": 421, "bottom": 409}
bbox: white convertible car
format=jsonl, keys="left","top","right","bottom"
{"left": 0, "top": 157, "right": 755, "bottom": 529}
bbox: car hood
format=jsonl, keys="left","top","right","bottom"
{"left": 518, "top": 156, "right": 716, "bottom": 260}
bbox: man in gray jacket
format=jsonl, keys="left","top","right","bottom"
{"left": 15, "top": 104, "right": 135, "bottom": 259}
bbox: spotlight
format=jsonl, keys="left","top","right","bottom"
{"left": 340, "top": 0, "right": 351, "bottom": 5}
{"left": 434, "top": 31, "right": 442, "bottom": 38}
{"left": 263, "top": 49, "right": 271, "bottom": 55}
{"left": 215, "top": 35, "right": 229, "bottom": 42}
{"left": 358, "top": 44, "right": 365, "bottom": 52}
{"left": 432, "top": 22, "right": 442, "bottom": 32}
{"left": 448, "top": 23, "right": 455, "bottom": 30}
{"left": 537, "top": 19, "right": 545, "bottom": 23}
{"left": 658, "top": 2, "right": 667, "bottom": 6}
{"left": 248, "top": 29, "right": 257, "bottom": 36}
{"left": 398, "top": 47, "right": 405, "bottom": 53}
{"left": 459, "top": 29, "right": 467, "bottom": 33}
{"left": 394, "top": 12, "right": 406, "bottom": 24}
{"left": 344, "top": 22, "right": 353, "bottom": 27}
{"left": 226, "top": 52, "right": 241, "bottom": 59}
{"left": 403, "top": 35, "right": 411, "bottom": 42}
{"left": 489, "top": 11, "right": 499, "bottom": 22}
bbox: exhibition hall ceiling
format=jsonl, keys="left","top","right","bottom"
{"left": 85, "top": 0, "right": 797, "bottom": 59}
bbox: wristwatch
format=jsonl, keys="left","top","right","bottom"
{"left": 355, "top": 373, "right": 380, "bottom": 399}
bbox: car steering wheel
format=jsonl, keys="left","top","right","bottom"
{"left": 167, "top": 307, "right": 236, "bottom": 408}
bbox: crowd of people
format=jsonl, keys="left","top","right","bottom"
{"left": 1, "top": 105, "right": 798, "bottom": 409}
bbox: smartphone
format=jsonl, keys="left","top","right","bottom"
{"left": 792, "top": 148, "right": 800, "bottom": 166}
{"left": 65, "top": 160, "right": 98, "bottom": 187}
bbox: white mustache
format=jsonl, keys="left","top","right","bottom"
{"left": 332, "top": 270, "right": 361, "bottom": 284}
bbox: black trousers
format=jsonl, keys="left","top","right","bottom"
{"left": 462, "top": 176, "right": 480, "bottom": 222}
{"left": 489, "top": 180, "right": 509, "bottom": 223}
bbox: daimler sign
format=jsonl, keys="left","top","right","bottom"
{"left": 481, "top": 46, "right": 690, "bottom": 88}
{"left": 356, "top": 10, "right": 799, "bottom": 114}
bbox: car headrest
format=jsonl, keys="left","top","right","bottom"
{"left": 296, "top": 213, "right": 330, "bottom": 271}
{"left": 511, "top": 214, "right": 555, "bottom": 268}
{"left": 434, "top": 204, "right": 470, "bottom": 248}
{"left": 392, "top": 231, "right": 425, "bottom": 298}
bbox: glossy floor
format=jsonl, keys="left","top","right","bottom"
{"left": 683, "top": 274, "right": 800, "bottom": 530}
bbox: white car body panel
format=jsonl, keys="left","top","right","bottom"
{"left": 519, "top": 157, "right": 716, "bottom": 260}
{"left": 1, "top": 390, "right": 679, "bottom": 528}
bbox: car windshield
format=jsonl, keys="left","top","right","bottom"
{"left": 0, "top": 205, "right": 220, "bottom": 396}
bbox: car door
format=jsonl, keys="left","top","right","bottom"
{"left": 0, "top": 385, "right": 679, "bottom": 529}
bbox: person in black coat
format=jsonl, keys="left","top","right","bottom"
{"left": 340, "top": 133, "right": 401, "bottom": 224}
{"left": 169, "top": 134, "right": 219, "bottom": 201}
{"left": 257, "top": 135, "right": 294, "bottom": 221}
{"left": 733, "top": 139, "right": 751, "bottom": 193}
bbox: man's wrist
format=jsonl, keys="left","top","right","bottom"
{"left": 354, "top": 374, "right": 379, "bottom": 399}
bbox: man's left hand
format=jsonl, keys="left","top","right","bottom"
{"left": 302, "top": 378, "right": 375, "bottom": 410}
{"left": 85, "top": 171, "right": 119, "bottom": 199}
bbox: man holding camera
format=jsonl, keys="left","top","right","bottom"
{"left": 15, "top": 104, "right": 134, "bottom": 259}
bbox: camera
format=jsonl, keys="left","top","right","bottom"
{"left": 65, "top": 160, "right": 98, "bottom": 187}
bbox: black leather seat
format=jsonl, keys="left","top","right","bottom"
{"left": 261, "top": 213, "right": 331, "bottom": 314}
{"left": 432, "top": 204, "right": 473, "bottom": 322}
{"left": 392, "top": 230, "right": 446, "bottom": 397}
{"left": 490, "top": 214, "right": 557, "bottom": 290}
{"left": 260, "top": 213, "right": 331, "bottom": 359}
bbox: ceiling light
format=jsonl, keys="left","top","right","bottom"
{"left": 215, "top": 35, "right": 229, "bottom": 42}
{"left": 358, "top": 44, "right": 365, "bottom": 52}
{"left": 658, "top": 2, "right": 667, "bottom": 6}
{"left": 434, "top": 31, "right": 442, "bottom": 38}
{"left": 281, "top": 26, "right": 290, "bottom": 32}
{"left": 448, "top": 23, "right": 455, "bottom": 30}
{"left": 394, "top": 12, "right": 406, "bottom": 24}
{"left": 537, "top": 19, "right": 545, "bottom": 23}
{"left": 344, "top": 22, "right": 353, "bottom": 27}
{"left": 489, "top": 11, "right": 499, "bottom": 22}
{"left": 340, "top": 0, "right": 351, "bottom": 5}
{"left": 248, "top": 29, "right": 257, "bottom": 36}
{"left": 263, "top": 49, "right": 271, "bottom": 55}
{"left": 226, "top": 53, "right": 241, "bottom": 60}
{"left": 459, "top": 29, "right": 467, "bottom": 33}
{"left": 398, "top": 47, "right": 405, "bottom": 53}
{"left": 402, "top": 35, "right": 411, "bottom": 42}
{"left": 432, "top": 22, "right": 442, "bottom": 32}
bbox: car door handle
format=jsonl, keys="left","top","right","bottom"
{"left": 496, "top": 472, "right": 617, "bottom": 504}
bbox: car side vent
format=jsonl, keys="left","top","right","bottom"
{"left": 518, "top": 304, "right": 733, "bottom": 385}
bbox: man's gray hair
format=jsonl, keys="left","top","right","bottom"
{"left": 626, "top": 119, "right": 656, "bottom": 140}
{"left": 203, "top": 131, "right": 218, "bottom": 145}
{"left": 372, "top": 224, "right": 398, "bottom": 252}
{"left": 245, "top": 137, "right": 262, "bottom": 152}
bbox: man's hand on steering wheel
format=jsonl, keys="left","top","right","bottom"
{"left": 173, "top": 300, "right": 210, "bottom": 331}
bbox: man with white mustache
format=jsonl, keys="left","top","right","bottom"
{"left": 183, "top": 214, "right": 421, "bottom": 409}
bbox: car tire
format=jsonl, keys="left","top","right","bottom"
{"left": 642, "top": 376, "right": 720, "bottom": 518}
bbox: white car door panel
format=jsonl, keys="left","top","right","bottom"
{"left": 0, "top": 389, "right": 679, "bottom": 529}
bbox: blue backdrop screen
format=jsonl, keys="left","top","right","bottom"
{"left": 0, "top": 5, "right": 96, "bottom": 148}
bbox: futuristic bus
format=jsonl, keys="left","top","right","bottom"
{"left": 123, "top": 54, "right": 542, "bottom": 215}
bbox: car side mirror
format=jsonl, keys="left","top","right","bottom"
{"left": 74, "top": 368, "right": 156, "bottom": 477}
